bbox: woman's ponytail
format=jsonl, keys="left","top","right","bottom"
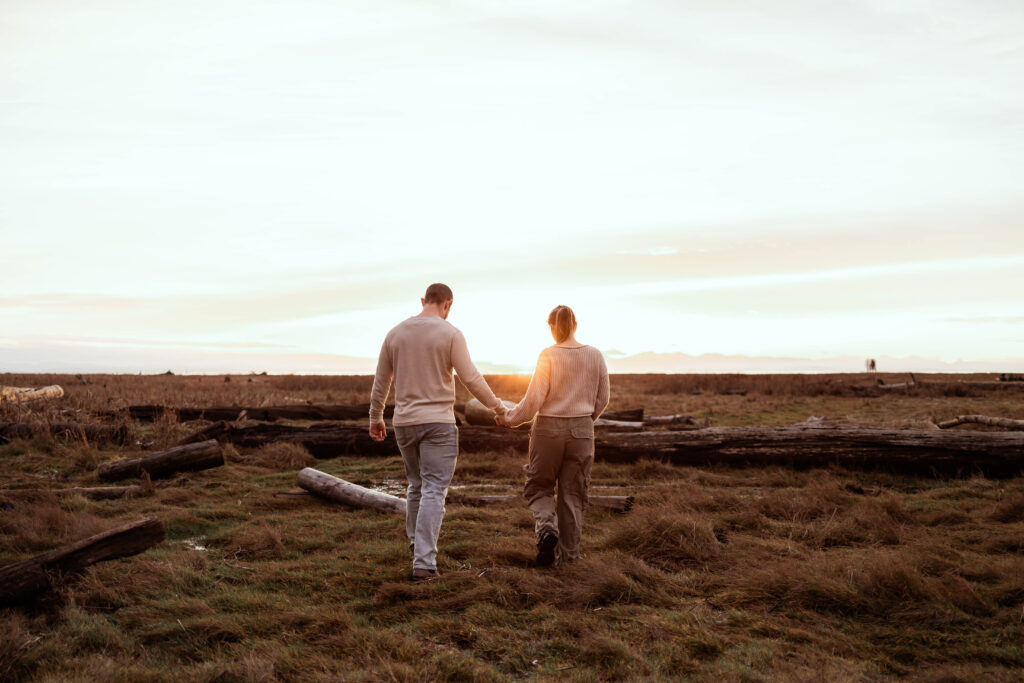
{"left": 547, "top": 305, "right": 577, "bottom": 344}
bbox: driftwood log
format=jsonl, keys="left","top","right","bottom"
{"left": 999, "top": 373, "right": 1024, "bottom": 382}
{"left": 297, "top": 468, "right": 406, "bottom": 514}
{"left": 593, "top": 418, "right": 645, "bottom": 431}
{"left": 595, "top": 427, "right": 1024, "bottom": 477}
{"left": 97, "top": 439, "right": 224, "bottom": 481}
{"left": 0, "top": 385, "right": 64, "bottom": 404}
{"left": 123, "top": 403, "right": 394, "bottom": 422}
{"left": 937, "top": 415, "right": 1024, "bottom": 430}
{"left": 603, "top": 409, "right": 644, "bottom": 422}
{"left": 182, "top": 422, "right": 1024, "bottom": 476}
{"left": 0, "top": 516, "right": 166, "bottom": 606}
{"left": 0, "top": 422, "right": 130, "bottom": 445}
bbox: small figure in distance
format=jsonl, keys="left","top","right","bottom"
{"left": 368, "top": 283, "right": 508, "bottom": 582}
{"left": 495, "top": 305, "right": 609, "bottom": 568}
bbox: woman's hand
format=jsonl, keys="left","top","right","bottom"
{"left": 494, "top": 413, "right": 508, "bottom": 427}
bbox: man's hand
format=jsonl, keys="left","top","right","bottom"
{"left": 369, "top": 421, "right": 387, "bottom": 442}
{"left": 494, "top": 413, "right": 508, "bottom": 427}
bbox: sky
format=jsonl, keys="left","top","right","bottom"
{"left": 2, "top": 0, "right": 1023, "bottom": 374}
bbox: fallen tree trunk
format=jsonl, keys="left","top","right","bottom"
{"left": 180, "top": 423, "right": 1024, "bottom": 477}
{"left": 593, "top": 418, "right": 644, "bottom": 431}
{"left": 596, "top": 427, "right": 1024, "bottom": 477}
{"left": 603, "top": 409, "right": 644, "bottom": 422}
{"left": 0, "top": 485, "right": 148, "bottom": 501}
{"left": 176, "top": 421, "right": 407, "bottom": 457}
{"left": 644, "top": 414, "right": 703, "bottom": 427}
{"left": 124, "top": 403, "right": 394, "bottom": 422}
{"left": 97, "top": 440, "right": 223, "bottom": 481}
{"left": 0, "top": 422, "right": 130, "bottom": 445}
{"left": 999, "top": 373, "right": 1024, "bottom": 382}
{"left": 937, "top": 415, "right": 1024, "bottom": 430}
{"left": 0, "top": 385, "right": 64, "bottom": 404}
{"left": 0, "top": 517, "right": 166, "bottom": 606}
{"left": 297, "top": 468, "right": 406, "bottom": 514}
{"left": 457, "top": 494, "right": 633, "bottom": 512}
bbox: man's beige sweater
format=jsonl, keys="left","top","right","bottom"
{"left": 504, "top": 344, "right": 610, "bottom": 428}
{"left": 369, "top": 316, "right": 505, "bottom": 427}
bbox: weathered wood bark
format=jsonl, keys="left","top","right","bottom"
{"left": 999, "top": 373, "right": 1024, "bottom": 382}
{"left": 176, "top": 421, "right": 406, "bottom": 457}
{"left": 603, "top": 409, "right": 644, "bottom": 422}
{"left": 97, "top": 440, "right": 224, "bottom": 481}
{"left": 937, "top": 415, "right": 1024, "bottom": 430}
{"left": 0, "top": 422, "right": 130, "bottom": 445}
{"left": 0, "top": 485, "right": 146, "bottom": 501}
{"left": 593, "top": 418, "right": 644, "bottom": 431}
{"left": 180, "top": 422, "right": 1024, "bottom": 477}
{"left": 297, "top": 468, "right": 407, "bottom": 514}
{"left": 124, "top": 403, "right": 394, "bottom": 422}
{"left": 644, "top": 414, "right": 703, "bottom": 427}
{"left": 596, "top": 427, "right": 1024, "bottom": 477}
{"left": 457, "top": 494, "right": 634, "bottom": 512}
{"left": 0, "top": 516, "right": 166, "bottom": 606}
{"left": 0, "top": 385, "right": 64, "bottom": 404}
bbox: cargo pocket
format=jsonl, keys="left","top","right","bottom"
{"left": 570, "top": 424, "right": 594, "bottom": 440}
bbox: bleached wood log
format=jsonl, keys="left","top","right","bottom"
{"left": 297, "top": 467, "right": 407, "bottom": 514}
{"left": 936, "top": 415, "right": 1024, "bottom": 430}
{"left": 0, "top": 516, "right": 166, "bottom": 606}
{"left": 644, "top": 414, "right": 701, "bottom": 426}
{"left": 0, "top": 385, "right": 64, "bottom": 404}
{"left": 97, "top": 440, "right": 223, "bottom": 481}
{"left": 593, "top": 418, "right": 644, "bottom": 431}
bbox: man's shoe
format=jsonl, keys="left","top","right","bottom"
{"left": 412, "top": 568, "right": 438, "bottom": 582}
{"left": 536, "top": 531, "right": 558, "bottom": 568}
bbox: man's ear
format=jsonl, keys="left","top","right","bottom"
{"left": 421, "top": 297, "right": 426, "bottom": 307}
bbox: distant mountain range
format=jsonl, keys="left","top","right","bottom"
{"left": 600, "top": 352, "right": 1024, "bottom": 374}
{"left": 4, "top": 343, "right": 1022, "bottom": 375}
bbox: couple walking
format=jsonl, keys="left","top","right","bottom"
{"left": 368, "top": 283, "right": 610, "bottom": 581}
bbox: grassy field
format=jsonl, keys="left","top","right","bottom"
{"left": 1, "top": 373, "right": 1023, "bottom": 681}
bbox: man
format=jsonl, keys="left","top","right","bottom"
{"left": 369, "top": 283, "right": 507, "bottom": 581}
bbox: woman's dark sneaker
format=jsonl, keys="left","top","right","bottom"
{"left": 536, "top": 531, "right": 558, "bottom": 567}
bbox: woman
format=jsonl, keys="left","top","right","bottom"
{"left": 497, "top": 305, "right": 610, "bottom": 567}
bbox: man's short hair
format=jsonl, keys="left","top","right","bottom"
{"left": 424, "top": 283, "right": 453, "bottom": 304}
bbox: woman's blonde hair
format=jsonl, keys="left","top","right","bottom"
{"left": 547, "top": 305, "right": 577, "bottom": 344}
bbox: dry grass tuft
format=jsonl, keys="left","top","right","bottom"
{"left": 221, "top": 521, "right": 286, "bottom": 559}
{"left": 0, "top": 497, "right": 109, "bottom": 557}
{"left": 0, "top": 613, "right": 40, "bottom": 681}
{"left": 246, "top": 442, "right": 316, "bottom": 470}
{"left": 602, "top": 496, "right": 723, "bottom": 569}
{"left": 989, "top": 493, "right": 1024, "bottom": 523}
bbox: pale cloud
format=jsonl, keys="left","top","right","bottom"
{"left": 1, "top": 0, "right": 1023, "bottom": 371}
